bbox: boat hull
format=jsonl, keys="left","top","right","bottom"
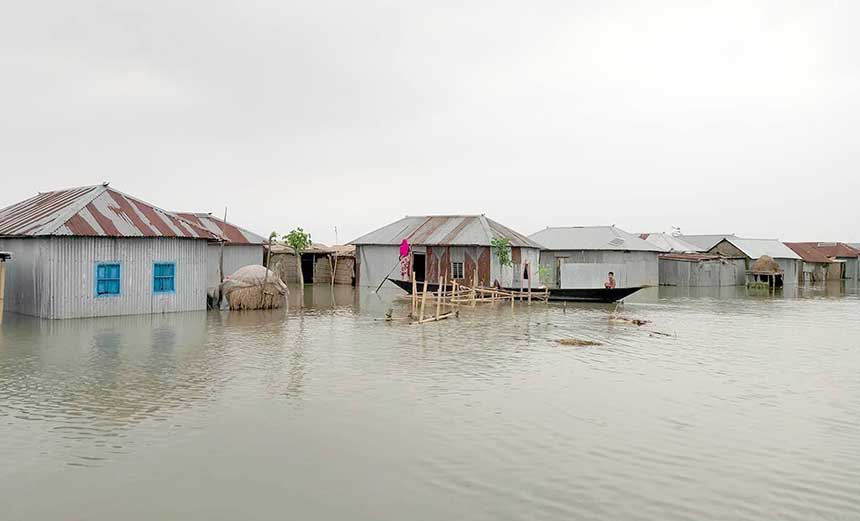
{"left": 384, "top": 278, "right": 644, "bottom": 303}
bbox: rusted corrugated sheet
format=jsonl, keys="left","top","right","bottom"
{"left": 783, "top": 243, "right": 835, "bottom": 264}
{"left": 0, "top": 184, "right": 217, "bottom": 239}
{"left": 806, "top": 242, "right": 860, "bottom": 258}
{"left": 174, "top": 212, "right": 265, "bottom": 244}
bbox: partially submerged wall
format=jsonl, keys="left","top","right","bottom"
{"left": 659, "top": 257, "right": 746, "bottom": 287}
{"left": 540, "top": 250, "right": 659, "bottom": 289}
{"left": 1, "top": 237, "right": 208, "bottom": 319}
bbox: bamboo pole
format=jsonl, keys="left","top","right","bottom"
{"left": 419, "top": 278, "right": 428, "bottom": 322}
{"left": 435, "top": 271, "right": 445, "bottom": 319}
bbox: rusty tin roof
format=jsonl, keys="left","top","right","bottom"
{"left": 0, "top": 184, "right": 217, "bottom": 239}
{"left": 175, "top": 212, "right": 266, "bottom": 245}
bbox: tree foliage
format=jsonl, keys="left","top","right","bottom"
{"left": 284, "top": 228, "right": 312, "bottom": 255}
{"left": 491, "top": 236, "right": 512, "bottom": 267}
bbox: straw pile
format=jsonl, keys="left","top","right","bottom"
{"left": 750, "top": 255, "right": 782, "bottom": 274}
{"left": 221, "top": 265, "right": 288, "bottom": 310}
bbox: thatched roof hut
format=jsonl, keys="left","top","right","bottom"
{"left": 750, "top": 255, "right": 782, "bottom": 274}
{"left": 222, "top": 265, "right": 288, "bottom": 310}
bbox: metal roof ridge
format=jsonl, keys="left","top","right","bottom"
{"left": 477, "top": 215, "right": 495, "bottom": 243}
{"left": 41, "top": 183, "right": 111, "bottom": 235}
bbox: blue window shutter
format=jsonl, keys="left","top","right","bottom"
{"left": 153, "top": 262, "right": 176, "bottom": 293}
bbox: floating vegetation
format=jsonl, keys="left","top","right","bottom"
{"left": 557, "top": 339, "right": 602, "bottom": 347}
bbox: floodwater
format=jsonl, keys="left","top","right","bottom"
{"left": 2, "top": 283, "right": 860, "bottom": 521}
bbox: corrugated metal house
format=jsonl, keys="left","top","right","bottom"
{"left": 0, "top": 184, "right": 219, "bottom": 319}
{"left": 706, "top": 237, "right": 801, "bottom": 286}
{"left": 529, "top": 226, "right": 663, "bottom": 289}
{"left": 351, "top": 215, "right": 543, "bottom": 289}
{"left": 174, "top": 212, "right": 265, "bottom": 295}
{"left": 806, "top": 243, "right": 860, "bottom": 282}
{"left": 783, "top": 243, "right": 842, "bottom": 284}
{"left": 266, "top": 243, "right": 355, "bottom": 285}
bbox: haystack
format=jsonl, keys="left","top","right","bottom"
{"left": 750, "top": 255, "right": 781, "bottom": 274}
{"left": 221, "top": 265, "right": 288, "bottom": 310}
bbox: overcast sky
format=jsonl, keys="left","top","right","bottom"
{"left": 2, "top": 1, "right": 858, "bottom": 244}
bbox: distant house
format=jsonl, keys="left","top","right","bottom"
{"left": 706, "top": 237, "right": 801, "bottom": 286}
{"left": 783, "top": 243, "right": 842, "bottom": 284}
{"left": 174, "top": 212, "right": 266, "bottom": 297}
{"left": 807, "top": 243, "right": 860, "bottom": 282}
{"left": 0, "top": 184, "right": 219, "bottom": 319}
{"left": 529, "top": 226, "right": 663, "bottom": 289}
{"left": 266, "top": 243, "right": 355, "bottom": 286}
{"left": 640, "top": 233, "right": 703, "bottom": 253}
{"left": 351, "top": 215, "right": 543, "bottom": 289}
{"left": 677, "top": 234, "right": 738, "bottom": 252}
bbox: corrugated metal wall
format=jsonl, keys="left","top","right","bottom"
{"left": 356, "top": 245, "right": 404, "bottom": 288}
{"left": 0, "top": 237, "right": 207, "bottom": 319}
{"left": 205, "top": 243, "right": 264, "bottom": 291}
{"left": 540, "top": 250, "right": 659, "bottom": 288}
{"left": 659, "top": 258, "right": 746, "bottom": 287}
{"left": 0, "top": 238, "right": 49, "bottom": 316}
{"left": 775, "top": 258, "right": 800, "bottom": 286}
{"left": 45, "top": 237, "right": 209, "bottom": 319}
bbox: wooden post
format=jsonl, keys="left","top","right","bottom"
{"left": 471, "top": 269, "right": 477, "bottom": 306}
{"left": 419, "top": 278, "right": 429, "bottom": 322}
{"left": 520, "top": 262, "right": 524, "bottom": 301}
{"left": 411, "top": 272, "right": 417, "bottom": 316}
{"left": 0, "top": 259, "right": 6, "bottom": 325}
{"left": 261, "top": 234, "right": 274, "bottom": 308}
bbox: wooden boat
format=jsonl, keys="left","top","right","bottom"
{"left": 384, "top": 278, "right": 645, "bottom": 303}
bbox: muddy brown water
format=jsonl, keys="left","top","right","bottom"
{"left": 2, "top": 284, "right": 860, "bottom": 520}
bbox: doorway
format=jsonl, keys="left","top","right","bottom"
{"left": 413, "top": 253, "right": 426, "bottom": 282}
{"left": 301, "top": 255, "right": 315, "bottom": 283}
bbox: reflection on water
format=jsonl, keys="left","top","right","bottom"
{"left": 2, "top": 285, "right": 860, "bottom": 520}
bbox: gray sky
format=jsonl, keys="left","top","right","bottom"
{"left": 2, "top": 1, "right": 858, "bottom": 244}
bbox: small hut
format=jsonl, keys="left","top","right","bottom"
{"left": 747, "top": 255, "right": 783, "bottom": 288}
{"left": 221, "top": 265, "right": 288, "bottom": 310}
{"left": 266, "top": 243, "right": 355, "bottom": 285}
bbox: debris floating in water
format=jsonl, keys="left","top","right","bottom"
{"left": 557, "top": 339, "right": 602, "bottom": 347}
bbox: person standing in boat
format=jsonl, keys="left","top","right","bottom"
{"left": 605, "top": 272, "right": 616, "bottom": 289}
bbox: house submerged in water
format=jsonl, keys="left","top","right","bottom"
{"left": 529, "top": 226, "right": 662, "bottom": 289}
{"left": 351, "top": 215, "right": 543, "bottom": 290}
{"left": 0, "top": 184, "right": 264, "bottom": 319}
{"left": 707, "top": 237, "right": 801, "bottom": 287}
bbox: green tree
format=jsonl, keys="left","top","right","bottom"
{"left": 284, "top": 228, "right": 312, "bottom": 290}
{"left": 491, "top": 236, "right": 512, "bottom": 268}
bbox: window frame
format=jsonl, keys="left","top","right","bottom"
{"left": 451, "top": 261, "right": 465, "bottom": 280}
{"left": 152, "top": 261, "right": 177, "bottom": 294}
{"left": 94, "top": 262, "right": 122, "bottom": 298}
